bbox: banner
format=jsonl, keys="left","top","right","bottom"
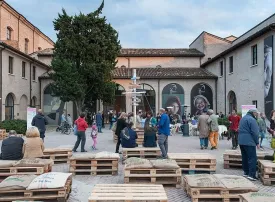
{"left": 241, "top": 105, "right": 256, "bottom": 117}
{"left": 27, "top": 107, "right": 37, "bottom": 128}
{"left": 162, "top": 83, "right": 184, "bottom": 116}
{"left": 190, "top": 83, "right": 213, "bottom": 116}
{"left": 264, "top": 35, "right": 273, "bottom": 119}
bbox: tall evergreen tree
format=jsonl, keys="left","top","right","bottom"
{"left": 50, "top": 1, "right": 120, "bottom": 113}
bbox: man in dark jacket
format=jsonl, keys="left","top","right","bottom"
{"left": 31, "top": 109, "right": 48, "bottom": 141}
{"left": 121, "top": 122, "right": 137, "bottom": 148}
{"left": 0, "top": 130, "right": 24, "bottom": 160}
{"left": 96, "top": 111, "right": 103, "bottom": 133}
{"left": 238, "top": 108, "right": 260, "bottom": 181}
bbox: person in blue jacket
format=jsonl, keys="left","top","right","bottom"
{"left": 238, "top": 108, "right": 260, "bottom": 181}
{"left": 157, "top": 108, "right": 170, "bottom": 158}
{"left": 121, "top": 122, "right": 137, "bottom": 148}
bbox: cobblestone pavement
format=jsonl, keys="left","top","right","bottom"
{"left": 2, "top": 127, "right": 275, "bottom": 202}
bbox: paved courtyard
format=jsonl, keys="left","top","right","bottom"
{"left": 2, "top": 126, "right": 275, "bottom": 202}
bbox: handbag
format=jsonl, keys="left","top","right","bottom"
{"left": 111, "top": 122, "right": 117, "bottom": 132}
{"left": 73, "top": 121, "right": 78, "bottom": 136}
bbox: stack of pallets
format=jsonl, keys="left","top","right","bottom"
{"left": 0, "top": 164, "right": 52, "bottom": 182}
{"left": 258, "top": 160, "right": 275, "bottom": 186}
{"left": 0, "top": 177, "right": 72, "bottom": 202}
{"left": 168, "top": 153, "right": 216, "bottom": 174}
{"left": 223, "top": 150, "right": 267, "bottom": 169}
{"left": 122, "top": 147, "right": 161, "bottom": 161}
{"left": 42, "top": 148, "right": 72, "bottom": 164}
{"left": 0, "top": 130, "right": 6, "bottom": 140}
{"left": 240, "top": 192, "right": 275, "bottom": 202}
{"left": 124, "top": 166, "right": 181, "bottom": 188}
{"left": 70, "top": 156, "right": 118, "bottom": 176}
{"left": 135, "top": 129, "right": 145, "bottom": 145}
{"left": 88, "top": 184, "right": 168, "bottom": 202}
{"left": 183, "top": 174, "right": 258, "bottom": 202}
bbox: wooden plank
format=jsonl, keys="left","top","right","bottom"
{"left": 240, "top": 192, "right": 275, "bottom": 202}
{"left": 89, "top": 184, "right": 168, "bottom": 202}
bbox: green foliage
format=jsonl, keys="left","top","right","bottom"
{"left": 0, "top": 120, "right": 27, "bottom": 135}
{"left": 218, "top": 117, "right": 230, "bottom": 128}
{"left": 50, "top": 0, "right": 121, "bottom": 113}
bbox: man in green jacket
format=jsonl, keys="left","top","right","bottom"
{"left": 207, "top": 109, "right": 219, "bottom": 150}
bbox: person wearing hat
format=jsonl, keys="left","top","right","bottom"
{"left": 238, "top": 108, "right": 260, "bottom": 181}
{"left": 197, "top": 109, "right": 210, "bottom": 149}
{"left": 207, "top": 109, "right": 219, "bottom": 150}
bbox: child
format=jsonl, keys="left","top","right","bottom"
{"left": 91, "top": 123, "right": 98, "bottom": 150}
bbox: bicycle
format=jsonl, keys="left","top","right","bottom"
{"left": 56, "top": 121, "right": 72, "bottom": 135}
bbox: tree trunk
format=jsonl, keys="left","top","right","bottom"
{"left": 75, "top": 100, "right": 84, "bottom": 115}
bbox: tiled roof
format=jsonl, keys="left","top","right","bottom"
{"left": 120, "top": 48, "right": 204, "bottom": 57}
{"left": 112, "top": 68, "right": 217, "bottom": 79}
{"left": 33, "top": 48, "right": 204, "bottom": 57}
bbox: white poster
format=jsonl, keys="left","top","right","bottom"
{"left": 27, "top": 107, "right": 37, "bottom": 128}
{"left": 241, "top": 105, "right": 256, "bottom": 117}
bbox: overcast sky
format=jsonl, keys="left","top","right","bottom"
{"left": 7, "top": 0, "right": 275, "bottom": 48}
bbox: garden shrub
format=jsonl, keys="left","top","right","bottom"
{"left": 0, "top": 119, "right": 27, "bottom": 135}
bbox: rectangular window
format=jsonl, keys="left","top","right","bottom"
{"left": 220, "top": 61, "right": 223, "bottom": 76}
{"left": 252, "top": 100, "right": 258, "bottom": 108}
{"left": 22, "top": 61, "right": 26, "bottom": 78}
{"left": 251, "top": 45, "right": 257, "bottom": 65}
{"left": 8, "top": 56, "right": 13, "bottom": 74}
{"left": 32, "top": 66, "right": 36, "bottom": 81}
{"left": 229, "top": 56, "right": 233, "bottom": 73}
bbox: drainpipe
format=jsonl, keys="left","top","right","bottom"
{"left": 158, "top": 79, "right": 160, "bottom": 114}
{"left": 29, "top": 62, "right": 32, "bottom": 106}
{"left": 126, "top": 57, "right": 130, "bottom": 68}
{"left": 223, "top": 57, "right": 227, "bottom": 115}
{"left": 0, "top": 46, "right": 3, "bottom": 120}
{"left": 215, "top": 78, "right": 218, "bottom": 113}
{"left": 39, "top": 78, "right": 41, "bottom": 109}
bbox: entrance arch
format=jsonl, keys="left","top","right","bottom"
{"left": 162, "top": 83, "right": 184, "bottom": 116}
{"left": 137, "top": 83, "right": 156, "bottom": 113}
{"left": 5, "top": 93, "right": 15, "bottom": 120}
{"left": 114, "top": 84, "right": 126, "bottom": 113}
{"left": 228, "top": 91, "right": 237, "bottom": 113}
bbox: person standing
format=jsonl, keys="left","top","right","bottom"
{"left": 109, "top": 111, "right": 113, "bottom": 129}
{"left": 61, "top": 111, "right": 66, "bottom": 124}
{"left": 102, "top": 113, "right": 105, "bottom": 128}
{"left": 31, "top": 109, "right": 48, "bottom": 141}
{"left": 197, "top": 109, "right": 209, "bottom": 150}
{"left": 0, "top": 130, "right": 24, "bottom": 160}
{"left": 258, "top": 112, "right": 267, "bottom": 150}
{"left": 96, "top": 111, "right": 103, "bottom": 133}
{"left": 67, "top": 114, "right": 73, "bottom": 128}
{"left": 143, "top": 111, "right": 157, "bottom": 147}
{"left": 73, "top": 112, "right": 88, "bottom": 152}
{"left": 238, "top": 108, "right": 260, "bottom": 181}
{"left": 228, "top": 110, "right": 241, "bottom": 150}
{"left": 158, "top": 108, "right": 170, "bottom": 159}
{"left": 207, "top": 109, "right": 219, "bottom": 150}
{"left": 115, "top": 112, "right": 128, "bottom": 153}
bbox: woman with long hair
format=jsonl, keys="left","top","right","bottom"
{"left": 143, "top": 111, "right": 157, "bottom": 147}
{"left": 115, "top": 112, "right": 128, "bottom": 153}
{"left": 23, "top": 127, "right": 44, "bottom": 158}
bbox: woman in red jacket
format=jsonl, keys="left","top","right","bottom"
{"left": 73, "top": 112, "right": 88, "bottom": 152}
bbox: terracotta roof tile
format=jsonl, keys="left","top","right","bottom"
{"left": 112, "top": 68, "right": 217, "bottom": 79}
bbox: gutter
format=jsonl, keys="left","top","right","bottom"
{"left": 29, "top": 62, "right": 32, "bottom": 106}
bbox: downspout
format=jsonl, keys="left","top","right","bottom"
{"left": 29, "top": 62, "right": 32, "bottom": 106}
{"left": 215, "top": 78, "right": 218, "bottom": 113}
{"left": 33, "top": 29, "right": 35, "bottom": 53}
{"left": 0, "top": 46, "right": 3, "bottom": 120}
{"left": 222, "top": 56, "right": 227, "bottom": 115}
{"left": 158, "top": 79, "right": 160, "bottom": 115}
{"left": 126, "top": 57, "right": 130, "bottom": 68}
{"left": 18, "top": 16, "right": 20, "bottom": 41}
{"left": 39, "top": 78, "right": 41, "bottom": 109}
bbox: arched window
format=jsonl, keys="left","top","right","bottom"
{"left": 228, "top": 91, "right": 237, "bottom": 113}
{"left": 7, "top": 27, "right": 12, "bottom": 40}
{"left": 5, "top": 93, "right": 14, "bottom": 120}
{"left": 25, "top": 38, "right": 29, "bottom": 54}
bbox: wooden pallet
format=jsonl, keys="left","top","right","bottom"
{"left": 258, "top": 160, "right": 275, "bottom": 186}
{"left": 42, "top": 148, "right": 72, "bottom": 164}
{"left": 135, "top": 129, "right": 144, "bottom": 145}
{"left": 0, "top": 178, "right": 72, "bottom": 202}
{"left": 70, "top": 158, "right": 118, "bottom": 176}
{"left": 239, "top": 192, "right": 275, "bottom": 202}
{"left": 88, "top": 184, "right": 168, "bottom": 202}
{"left": 122, "top": 147, "right": 161, "bottom": 160}
{"left": 183, "top": 174, "right": 258, "bottom": 202}
{"left": 223, "top": 150, "right": 267, "bottom": 169}
{"left": 124, "top": 167, "right": 181, "bottom": 188}
{"left": 0, "top": 165, "right": 51, "bottom": 177}
{"left": 168, "top": 153, "right": 216, "bottom": 172}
